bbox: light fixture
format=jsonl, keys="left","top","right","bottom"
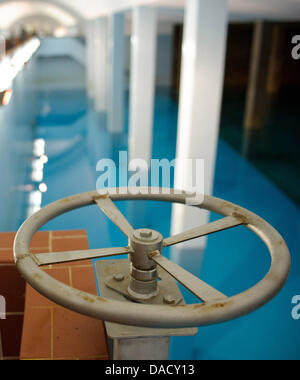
{"left": 40, "top": 154, "right": 49, "bottom": 164}
{"left": 39, "top": 183, "right": 48, "bottom": 193}
{"left": 33, "top": 139, "right": 46, "bottom": 157}
{"left": 0, "top": 88, "right": 12, "bottom": 106}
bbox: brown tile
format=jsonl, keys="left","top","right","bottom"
{"left": 19, "top": 230, "right": 108, "bottom": 361}
{"left": 0, "top": 233, "right": 15, "bottom": 249}
{"left": 30, "top": 231, "right": 50, "bottom": 249}
{"left": 71, "top": 266, "right": 97, "bottom": 295}
{"left": 0, "top": 266, "right": 25, "bottom": 312}
{"left": 0, "top": 314, "right": 24, "bottom": 358}
{"left": 30, "top": 248, "right": 50, "bottom": 255}
{"left": 45, "top": 267, "right": 71, "bottom": 285}
{"left": 25, "top": 267, "right": 70, "bottom": 308}
{"left": 52, "top": 230, "right": 87, "bottom": 238}
{"left": 53, "top": 307, "right": 108, "bottom": 359}
{"left": 20, "top": 307, "right": 52, "bottom": 359}
{"left": 0, "top": 249, "right": 14, "bottom": 264}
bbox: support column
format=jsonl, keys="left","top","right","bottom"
{"left": 266, "top": 25, "right": 283, "bottom": 97}
{"left": 108, "top": 12, "right": 125, "bottom": 133}
{"left": 129, "top": 6, "right": 157, "bottom": 163}
{"left": 171, "top": 0, "right": 228, "bottom": 250}
{"left": 243, "top": 21, "right": 272, "bottom": 131}
{"left": 94, "top": 17, "right": 108, "bottom": 113}
{"left": 242, "top": 22, "right": 284, "bottom": 157}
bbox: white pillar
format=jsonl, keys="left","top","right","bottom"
{"left": 94, "top": 17, "right": 108, "bottom": 113}
{"left": 108, "top": 12, "right": 125, "bottom": 133}
{"left": 86, "top": 20, "right": 95, "bottom": 99}
{"left": 129, "top": 6, "right": 157, "bottom": 163}
{"left": 171, "top": 0, "right": 228, "bottom": 249}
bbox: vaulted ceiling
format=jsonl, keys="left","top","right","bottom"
{"left": 0, "top": 0, "right": 300, "bottom": 33}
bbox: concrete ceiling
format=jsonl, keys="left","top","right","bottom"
{"left": 0, "top": 1, "right": 78, "bottom": 31}
{"left": 55, "top": 0, "right": 300, "bottom": 21}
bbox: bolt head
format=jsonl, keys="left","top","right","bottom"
{"left": 113, "top": 273, "right": 125, "bottom": 282}
{"left": 163, "top": 294, "right": 176, "bottom": 305}
{"left": 133, "top": 229, "right": 160, "bottom": 242}
{"left": 140, "top": 230, "right": 153, "bottom": 238}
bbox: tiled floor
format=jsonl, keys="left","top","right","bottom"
{"left": 0, "top": 230, "right": 109, "bottom": 360}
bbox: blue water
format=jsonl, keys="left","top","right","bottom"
{"left": 1, "top": 53, "right": 299, "bottom": 360}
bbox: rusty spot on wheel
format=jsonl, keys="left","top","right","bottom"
{"left": 83, "top": 296, "right": 95, "bottom": 303}
{"left": 97, "top": 297, "right": 108, "bottom": 302}
{"left": 148, "top": 251, "right": 160, "bottom": 259}
{"left": 92, "top": 194, "right": 110, "bottom": 202}
{"left": 232, "top": 212, "right": 248, "bottom": 224}
{"left": 192, "top": 303, "right": 205, "bottom": 309}
{"left": 193, "top": 301, "right": 231, "bottom": 310}
{"left": 61, "top": 196, "right": 77, "bottom": 203}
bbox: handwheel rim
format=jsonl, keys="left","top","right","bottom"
{"left": 13, "top": 189, "right": 291, "bottom": 328}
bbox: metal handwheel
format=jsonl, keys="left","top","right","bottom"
{"left": 14, "top": 188, "right": 290, "bottom": 329}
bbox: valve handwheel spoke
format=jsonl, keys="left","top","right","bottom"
{"left": 33, "top": 247, "right": 132, "bottom": 266}
{"left": 163, "top": 215, "right": 244, "bottom": 247}
{"left": 149, "top": 251, "right": 227, "bottom": 302}
{"left": 94, "top": 195, "right": 134, "bottom": 238}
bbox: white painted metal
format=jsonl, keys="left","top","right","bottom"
{"left": 129, "top": 6, "right": 157, "bottom": 163}
{"left": 34, "top": 247, "right": 130, "bottom": 266}
{"left": 93, "top": 17, "right": 108, "bottom": 112}
{"left": 112, "top": 336, "right": 170, "bottom": 360}
{"left": 108, "top": 12, "right": 125, "bottom": 133}
{"left": 164, "top": 215, "right": 243, "bottom": 247}
{"left": 150, "top": 251, "right": 227, "bottom": 302}
{"left": 14, "top": 188, "right": 290, "bottom": 328}
{"left": 171, "top": 0, "right": 228, "bottom": 249}
{"left": 96, "top": 258, "right": 197, "bottom": 360}
{"left": 94, "top": 195, "right": 134, "bottom": 237}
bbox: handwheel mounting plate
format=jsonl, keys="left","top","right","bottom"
{"left": 96, "top": 259, "right": 198, "bottom": 339}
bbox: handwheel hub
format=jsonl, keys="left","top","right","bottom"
{"left": 128, "top": 228, "right": 163, "bottom": 300}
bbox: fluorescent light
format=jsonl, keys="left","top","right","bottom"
{"left": 0, "top": 38, "right": 40, "bottom": 93}
{"left": 27, "top": 190, "right": 42, "bottom": 217}
{"left": 33, "top": 138, "right": 46, "bottom": 157}
{"left": 31, "top": 158, "right": 44, "bottom": 182}
{"left": 39, "top": 183, "right": 48, "bottom": 193}
{"left": 40, "top": 154, "right": 48, "bottom": 164}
